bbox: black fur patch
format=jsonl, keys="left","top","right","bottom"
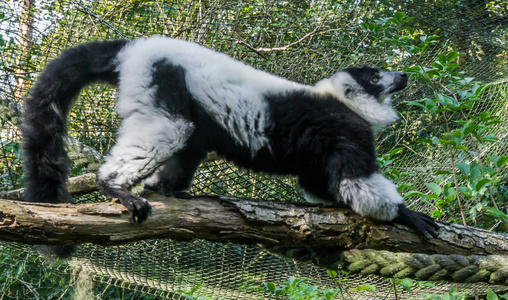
{"left": 23, "top": 40, "right": 128, "bottom": 204}
{"left": 22, "top": 40, "right": 128, "bottom": 257}
{"left": 263, "top": 91, "right": 377, "bottom": 201}
{"left": 343, "top": 66, "right": 384, "bottom": 98}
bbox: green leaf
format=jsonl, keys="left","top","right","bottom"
{"left": 486, "top": 208, "right": 507, "bottom": 221}
{"left": 437, "top": 94, "right": 454, "bottom": 107}
{"left": 393, "top": 12, "right": 405, "bottom": 23}
{"left": 487, "top": 287, "right": 498, "bottom": 300}
{"left": 407, "top": 101, "right": 427, "bottom": 110}
{"left": 469, "top": 166, "right": 481, "bottom": 188}
{"left": 473, "top": 82, "right": 493, "bottom": 96}
{"left": 457, "top": 77, "right": 474, "bottom": 85}
{"left": 353, "top": 285, "right": 376, "bottom": 292}
{"left": 437, "top": 54, "right": 447, "bottom": 65}
{"left": 475, "top": 178, "right": 491, "bottom": 191}
{"left": 443, "top": 187, "right": 457, "bottom": 199}
{"left": 458, "top": 186, "right": 473, "bottom": 197}
{"left": 416, "top": 138, "right": 433, "bottom": 144}
{"left": 326, "top": 270, "right": 337, "bottom": 278}
{"left": 265, "top": 282, "right": 277, "bottom": 293}
{"left": 455, "top": 163, "right": 470, "bottom": 176}
{"left": 187, "top": 283, "right": 203, "bottom": 295}
{"left": 483, "top": 166, "right": 496, "bottom": 175}
{"left": 446, "top": 51, "right": 460, "bottom": 63}
{"left": 324, "top": 289, "right": 340, "bottom": 300}
{"left": 402, "top": 16, "right": 415, "bottom": 23}
{"left": 434, "top": 170, "right": 452, "bottom": 175}
{"left": 426, "top": 183, "right": 442, "bottom": 196}
{"left": 293, "top": 278, "right": 309, "bottom": 287}
{"left": 425, "top": 69, "right": 440, "bottom": 78}
{"left": 432, "top": 61, "right": 444, "bottom": 70}
{"left": 495, "top": 156, "right": 508, "bottom": 168}
{"left": 389, "top": 147, "right": 404, "bottom": 157}
{"left": 403, "top": 191, "right": 425, "bottom": 198}
{"left": 401, "top": 278, "right": 414, "bottom": 291}
{"left": 439, "top": 139, "right": 457, "bottom": 146}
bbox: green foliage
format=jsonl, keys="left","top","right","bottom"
{"left": 0, "top": 244, "right": 161, "bottom": 299}
{"left": 256, "top": 274, "right": 508, "bottom": 299}
{"left": 256, "top": 277, "right": 341, "bottom": 300}
{"left": 175, "top": 284, "right": 211, "bottom": 300}
{"left": 372, "top": 12, "right": 507, "bottom": 228}
{"left": 422, "top": 287, "right": 468, "bottom": 300}
{"left": 421, "top": 286, "right": 508, "bottom": 300}
{"left": 0, "top": 139, "right": 23, "bottom": 190}
{"left": 378, "top": 147, "right": 418, "bottom": 196}
{"left": 0, "top": 244, "right": 74, "bottom": 299}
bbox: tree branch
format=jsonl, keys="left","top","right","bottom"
{"left": 235, "top": 26, "right": 327, "bottom": 56}
{"left": 0, "top": 173, "right": 98, "bottom": 200}
{"left": 0, "top": 190, "right": 507, "bottom": 256}
{"left": 3, "top": 174, "right": 508, "bottom": 284}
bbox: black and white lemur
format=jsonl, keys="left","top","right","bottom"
{"left": 23, "top": 36, "right": 438, "bottom": 256}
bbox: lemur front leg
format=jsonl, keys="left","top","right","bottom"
{"left": 143, "top": 147, "right": 205, "bottom": 199}
{"left": 97, "top": 114, "right": 194, "bottom": 223}
{"left": 326, "top": 153, "right": 439, "bottom": 237}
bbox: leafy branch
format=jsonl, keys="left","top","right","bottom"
{"left": 368, "top": 12, "right": 508, "bottom": 230}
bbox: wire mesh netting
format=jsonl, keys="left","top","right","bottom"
{"left": 0, "top": 0, "right": 507, "bottom": 299}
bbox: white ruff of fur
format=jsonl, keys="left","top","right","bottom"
{"left": 313, "top": 72, "right": 399, "bottom": 134}
{"left": 339, "top": 173, "right": 402, "bottom": 221}
{"left": 116, "top": 36, "right": 308, "bottom": 152}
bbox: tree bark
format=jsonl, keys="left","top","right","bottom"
{"left": 3, "top": 173, "right": 508, "bottom": 284}
{"left": 0, "top": 173, "right": 99, "bottom": 200}
{"left": 0, "top": 192, "right": 507, "bottom": 256}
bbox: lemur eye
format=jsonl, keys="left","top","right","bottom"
{"left": 371, "top": 76, "right": 379, "bottom": 83}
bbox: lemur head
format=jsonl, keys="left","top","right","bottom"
{"left": 339, "top": 66, "right": 408, "bottom": 104}
{"left": 314, "top": 65, "right": 407, "bottom": 133}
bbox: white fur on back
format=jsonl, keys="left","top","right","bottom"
{"left": 116, "top": 36, "right": 308, "bottom": 152}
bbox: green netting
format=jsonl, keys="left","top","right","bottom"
{"left": 0, "top": 0, "right": 507, "bottom": 298}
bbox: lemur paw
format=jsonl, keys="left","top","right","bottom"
{"left": 120, "top": 196, "right": 152, "bottom": 223}
{"left": 393, "top": 204, "right": 439, "bottom": 238}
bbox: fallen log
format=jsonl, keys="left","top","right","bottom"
{"left": 2, "top": 174, "right": 508, "bottom": 284}
{"left": 0, "top": 194, "right": 507, "bottom": 256}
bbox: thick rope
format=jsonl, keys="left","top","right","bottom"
{"left": 265, "top": 247, "right": 508, "bottom": 285}
{"left": 344, "top": 249, "right": 508, "bottom": 285}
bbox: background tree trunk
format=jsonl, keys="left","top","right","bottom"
{"left": 14, "top": 0, "right": 35, "bottom": 102}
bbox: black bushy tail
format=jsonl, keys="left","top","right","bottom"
{"left": 22, "top": 40, "right": 128, "bottom": 257}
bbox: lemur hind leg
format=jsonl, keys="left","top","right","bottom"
{"left": 97, "top": 113, "right": 194, "bottom": 223}
{"left": 143, "top": 147, "right": 206, "bottom": 199}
